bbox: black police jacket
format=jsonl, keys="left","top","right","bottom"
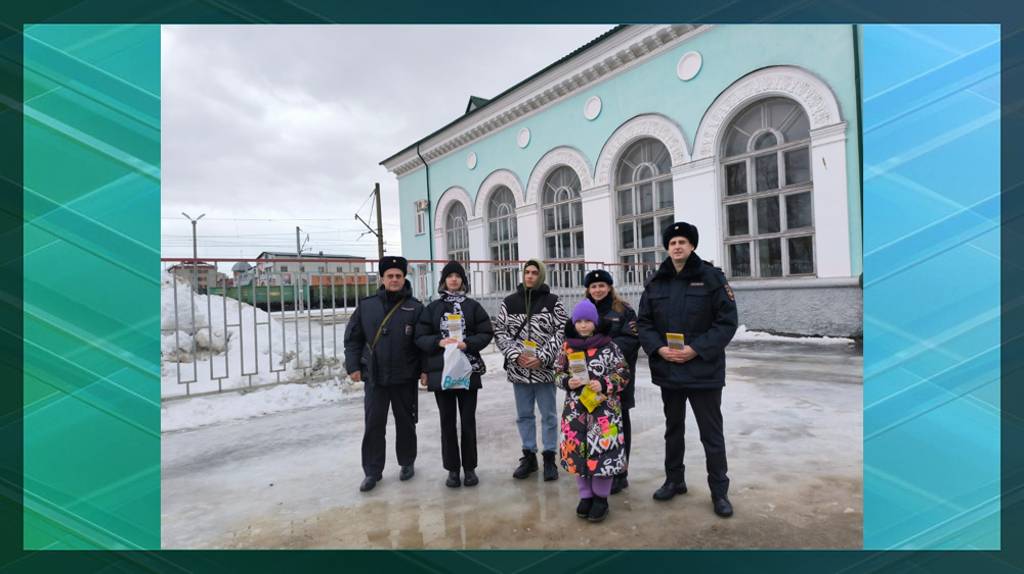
{"left": 637, "top": 253, "right": 738, "bottom": 389}
{"left": 343, "top": 280, "right": 424, "bottom": 386}
{"left": 590, "top": 295, "right": 641, "bottom": 408}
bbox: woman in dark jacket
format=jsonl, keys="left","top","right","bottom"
{"left": 582, "top": 269, "right": 640, "bottom": 494}
{"left": 415, "top": 260, "right": 494, "bottom": 488}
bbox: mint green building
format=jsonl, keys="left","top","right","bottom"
{"left": 382, "top": 25, "right": 862, "bottom": 336}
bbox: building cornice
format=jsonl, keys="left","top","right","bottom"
{"left": 382, "top": 24, "right": 711, "bottom": 177}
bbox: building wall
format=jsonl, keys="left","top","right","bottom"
{"left": 393, "top": 24, "right": 864, "bottom": 336}
{"left": 398, "top": 24, "right": 861, "bottom": 274}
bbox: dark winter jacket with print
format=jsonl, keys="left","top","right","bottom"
{"left": 343, "top": 280, "right": 424, "bottom": 386}
{"left": 493, "top": 283, "right": 569, "bottom": 385}
{"left": 554, "top": 320, "right": 630, "bottom": 478}
{"left": 414, "top": 292, "right": 494, "bottom": 391}
{"left": 589, "top": 295, "right": 640, "bottom": 409}
{"left": 637, "top": 253, "right": 738, "bottom": 389}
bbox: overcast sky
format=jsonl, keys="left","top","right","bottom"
{"left": 161, "top": 25, "right": 613, "bottom": 269}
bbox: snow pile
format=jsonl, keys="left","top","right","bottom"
{"left": 162, "top": 377, "right": 362, "bottom": 432}
{"left": 731, "top": 325, "right": 856, "bottom": 346}
{"left": 161, "top": 272, "right": 344, "bottom": 398}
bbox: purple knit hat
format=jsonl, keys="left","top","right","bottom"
{"left": 571, "top": 299, "right": 600, "bottom": 324}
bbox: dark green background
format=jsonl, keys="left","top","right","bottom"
{"left": 2, "top": 1, "right": 1022, "bottom": 572}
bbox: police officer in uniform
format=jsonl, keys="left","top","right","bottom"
{"left": 344, "top": 256, "right": 425, "bottom": 492}
{"left": 637, "top": 222, "right": 739, "bottom": 517}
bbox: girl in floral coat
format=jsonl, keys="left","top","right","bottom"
{"left": 554, "top": 299, "right": 630, "bottom": 523}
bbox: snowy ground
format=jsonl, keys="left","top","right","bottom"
{"left": 161, "top": 337, "right": 863, "bottom": 550}
{"left": 161, "top": 274, "right": 352, "bottom": 398}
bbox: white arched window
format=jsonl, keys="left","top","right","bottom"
{"left": 615, "top": 138, "right": 674, "bottom": 283}
{"left": 721, "top": 97, "right": 814, "bottom": 279}
{"left": 445, "top": 202, "right": 470, "bottom": 264}
{"left": 488, "top": 186, "right": 519, "bottom": 291}
{"left": 542, "top": 166, "right": 584, "bottom": 288}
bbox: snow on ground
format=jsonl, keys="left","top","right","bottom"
{"left": 161, "top": 272, "right": 346, "bottom": 398}
{"left": 162, "top": 377, "right": 363, "bottom": 432}
{"left": 732, "top": 324, "right": 856, "bottom": 346}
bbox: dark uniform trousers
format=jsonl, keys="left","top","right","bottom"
{"left": 434, "top": 388, "right": 478, "bottom": 472}
{"left": 362, "top": 381, "right": 418, "bottom": 478}
{"left": 661, "top": 386, "right": 729, "bottom": 498}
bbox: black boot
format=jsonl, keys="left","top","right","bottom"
{"left": 713, "top": 496, "right": 734, "bottom": 517}
{"left": 513, "top": 450, "right": 538, "bottom": 479}
{"left": 653, "top": 478, "right": 688, "bottom": 501}
{"left": 445, "top": 470, "right": 461, "bottom": 488}
{"left": 463, "top": 469, "right": 479, "bottom": 487}
{"left": 542, "top": 451, "right": 558, "bottom": 481}
{"left": 587, "top": 496, "right": 609, "bottom": 522}
{"left": 576, "top": 498, "right": 594, "bottom": 518}
{"left": 610, "top": 474, "right": 629, "bottom": 495}
{"left": 399, "top": 464, "right": 415, "bottom": 481}
{"left": 359, "top": 474, "right": 382, "bottom": 492}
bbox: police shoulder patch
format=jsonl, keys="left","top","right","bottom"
{"left": 724, "top": 283, "right": 735, "bottom": 302}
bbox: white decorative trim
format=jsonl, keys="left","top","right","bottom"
{"left": 524, "top": 146, "right": 595, "bottom": 205}
{"left": 382, "top": 24, "right": 712, "bottom": 176}
{"left": 676, "top": 51, "right": 702, "bottom": 81}
{"left": 516, "top": 204, "right": 539, "bottom": 217}
{"left": 693, "top": 65, "right": 843, "bottom": 161}
{"left": 466, "top": 152, "right": 477, "bottom": 170}
{"left": 584, "top": 96, "right": 602, "bottom": 120}
{"left": 432, "top": 186, "right": 473, "bottom": 231}
{"left": 581, "top": 184, "right": 611, "bottom": 202}
{"left": 467, "top": 216, "right": 484, "bottom": 230}
{"left": 673, "top": 157, "right": 716, "bottom": 177}
{"left": 517, "top": 127, "right": 531, "bottom": 148}
{"left": 810, "top": 121, "right": 848, "bottom": 146}
{"left": 474, "top": 169, "right": 525, "bottom": 218}
{"left": 593, "top": 113, "right": 691, "bottom": 188}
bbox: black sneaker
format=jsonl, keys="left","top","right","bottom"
{"left": 513, "top": 450, "right": 538, "bottom": 479}
{"left": 587, "top": 496, "right": 609, "bottom": 522}
{"left": 576, "top": 498, "right": 594, "bottom": 518}
{"left": 463, "top": 469, "right": 479, "bottom": 487}
{"left": 652, "top": 479, "right": 688, "bottom": 501}
{"left": 445, "top": 470, "right": 461, "bottom": 488}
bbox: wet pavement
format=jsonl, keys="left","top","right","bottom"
{"left": 162, "top": 340, "right": 863, "bottom": 549}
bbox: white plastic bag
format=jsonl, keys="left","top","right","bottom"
{"left": 441, "top": 344, "right": 473, "bottom": 390}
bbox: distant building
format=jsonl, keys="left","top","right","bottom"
{"left": 232, "top": 261, "right": 255, "bottom": 287}
{"left": 253, "top": 252, "right": 372, "bottom": 285}
{"left": 167, "top": 261, "right": 219, "bottom": 292}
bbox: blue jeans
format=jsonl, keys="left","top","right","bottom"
{"left": 513, "top": 382, "right": 559, "bottom": 453}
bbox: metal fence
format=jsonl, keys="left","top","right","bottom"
{"left": 161, "top": 257, "right": 658, "bottom": 398}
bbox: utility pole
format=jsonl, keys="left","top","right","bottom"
{"left": 296, "top": 226, "right": 303, "bottom": 312}
{"left": 355, "top": 182, "right": 386, "bottom": 262}
{"left": 182, "top": 212, "right": 205, "bottom": 290}
{"left": 374, "top": 182, "right": 385, "bottom": 262}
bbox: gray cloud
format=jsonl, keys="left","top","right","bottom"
{"left": 161, "top": 24, "right": 613, "bottom": 266}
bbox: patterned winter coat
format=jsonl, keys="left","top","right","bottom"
{"left": 493, "top": 283, "right": 569, "bottom": 385}
{"left": 554, "top": 321, "right": 630, "bottom": 478}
